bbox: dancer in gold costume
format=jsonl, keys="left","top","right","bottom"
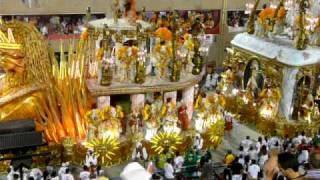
{"left": 0, "top": 21, "right": 91, "bottom": 143}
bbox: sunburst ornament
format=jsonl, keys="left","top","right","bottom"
{"left": 150, "top": 132, "right": 182, "bottom": 154}
{"left": 84, "top": 137, "right": 120, "bottom": 166}
{"left": 206, "top": 118, "right": 225, "bottom": 149}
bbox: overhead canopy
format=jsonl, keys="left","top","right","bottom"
{"left": 89, "top": 18, "right": 151, "bottom": 31}
{"left": 231, "top": 33, "right": 320, "bottom": 67}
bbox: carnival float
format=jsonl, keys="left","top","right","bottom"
{"left": 0, "top": 0, "right": 225, "bottom": 168}
{"left": 221, "top": 0, "right": 320, "bottom": 136}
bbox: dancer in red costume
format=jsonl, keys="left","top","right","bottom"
{"left": 178, "top": 103, "right": 189, "bottom": 131}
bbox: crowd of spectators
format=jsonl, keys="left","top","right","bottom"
{"left": 141, "top": 130, "right": 320, "bottom": 180}
{"left": 222, "top": 131, "right": 320, "bottom": 180}
{"left": 2, "top": 14, "right": 104, "bottom": 39}
{"left": 227, "top": 11, "right": 247, "bottom": 28}
{"left": 1, "top": 9, "right": 220, "bottom": 40}
{"left": 6, "top": 149, "right": 106, "bottom": 180}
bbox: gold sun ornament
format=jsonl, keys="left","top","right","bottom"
{"left": 150, "top": 132, "right": 182, "bottom": 154}
{"left": 84, "top": 136, "right": 120, "bottom": 166}
{"left": 205, "top": 118, "right": 225, "bottom": 149}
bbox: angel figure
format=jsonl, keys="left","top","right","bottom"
{"left": 245, "top": 60, "right": 264, "bottom": 101}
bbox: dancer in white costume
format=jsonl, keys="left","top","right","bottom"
{"left": 161, "top": 98, "right": 181, "bottom": 134}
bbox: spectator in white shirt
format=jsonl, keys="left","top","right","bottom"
{"left": 11, "top": 173, "right": 19, "bottom": 180}
{"left": 51, "top": 171, "right": 59, "bottom": 180}
{"left": 40, "top": 24, "right": 48, "bottom": 36}
{"left": 204, "top": 69, "right": 219, "bottom": 90}
{"left": 164, "top": 158, "right": 175, "bottom": 180}
{"left": 238, "top": 155, "right": 245, "bottom": 166}
{"left": 237, "top": 146, "right": 247, "bottom": 157}
{"left": 58, "top": 162, "right": 69, "bottom": 178}
{"left": 269, "top": 134, "right": 281, "bottom": 150}
{"left": 204, "top": 73, "right": 213, "bottom": 90}
{"left": 85, "top": 149, "right": 97, "bottom": 167}
{"left": 79, "top": 165, "right": 91, "bottom": 180}
{"left": 248, "top": 159, "right": 260, "bottom": 179}
{"left": 293, "top": 132, "right": 302, "bottom": 145}
{"left": 298, "top": 147, "right": 309, "bottom": 165}
{"left": 298, "top": 131, "right": 307, "bottom": 143}
{"left": 6, "top": 166, "right": 15, "bottom": 180}
{"left": 263, "top": 136, "right": 269, "bottom": 147}
{"left": 258, "top": 145, "right": 268, "bottom": 168}
{"left": 241, "top": 136, "right": 252, "bottom": 153}
{"left": 194, "top": 134, "right": 204, "bottom": 151}
{"left": 61, "top": 168, "right": 74, "bottom": 180}
{"left": 30, "top": 168, "right": 43, "bottom": 180}
{"left": 256, "top": 137, "right": 263, "bottom": 152}
{"left": 174, "top": 152, "right": 184, "bottom": 169}
{"left": 248, "top": 146, "right": 258, "bottom": 161}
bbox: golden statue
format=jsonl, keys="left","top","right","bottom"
{"left": 258, "top": 86, "right": 281, "bottom": 119}
{"left": 294, "top": 0, "right": 309, "bottom": 50}
{"left": 116, "top": 105, "right": 126, "bottom": 134}
{"left": 194, "top": 92, "right": 207, "bottom": 113}
{"left": 0, "top": 22, "right": 65, "bottom": 142}
{"left": 219, "top": 67, "right": 235, "bottom": 95}
{"left": 154, "top": 39, "right": 172, "bottom": 79}
{"left": 96, "top": 106, "right": 122, "bottom": 139}
{"left": 143, "top": 103, "right": 152, "bottom": 121}
{"left": 299, "top": 93, "right": 314, "bottom": 123}
{"left": 247, "top": 0, "right": 261, "bottom": 34}
{"left": 0, "top": 21, "right": 92, "bottom": 143}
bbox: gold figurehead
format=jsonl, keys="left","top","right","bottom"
{"left": 0, "top": 21, "right": 91, "bottom": 143}
{"left": 0, "top": 21, "right": 67, "bottom": 142}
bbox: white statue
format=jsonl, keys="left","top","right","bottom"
{"left": 85, "top": 149, "right": 98, "bottom": 167}
{"left": 131, "top": 142, "right": 148, "bottom": 161}
{"left": 162, "top": 99, "right": 181, "bottom": 134}
{"left": 193, "top": 133, "right": 204, "bottom": 151}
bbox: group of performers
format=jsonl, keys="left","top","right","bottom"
{"left": 94, "top": 7, "right": 211, "bottom": 84}
{"left": 84, "top": 87, "right": 234, "bottom": 154}
{"left": 86, "top": 93, "right": 190, "bottom": 142}
{"left": 96, "top": 30, "right": 198, "bottom": 83}
{"left": 194, "top": 91, "right": 234, "bottom": 134}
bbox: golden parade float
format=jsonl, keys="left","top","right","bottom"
{"left": 221, "top": 0, "right": 320, "bottom": 137}
{"left": 0, "top": 0, "right": 225, "bottom": 169}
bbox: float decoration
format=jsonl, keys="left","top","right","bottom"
{"left": 84, "top": 136, "right": 120, "bottom": 166}
{"left": 247, "top": 0, "right": 260, "bottom": 34}
{"left": 150, "top": 132, "right": 182, "bottom": 155}
{"left": 0, "top": 21, "right": 92, "bottom": 143}
{"left": 205, "top": 119, "right": 225, "bottom": 150}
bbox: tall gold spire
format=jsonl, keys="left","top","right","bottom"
{"left": 0, "top": 28, "right": 22, "bottom": 50}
